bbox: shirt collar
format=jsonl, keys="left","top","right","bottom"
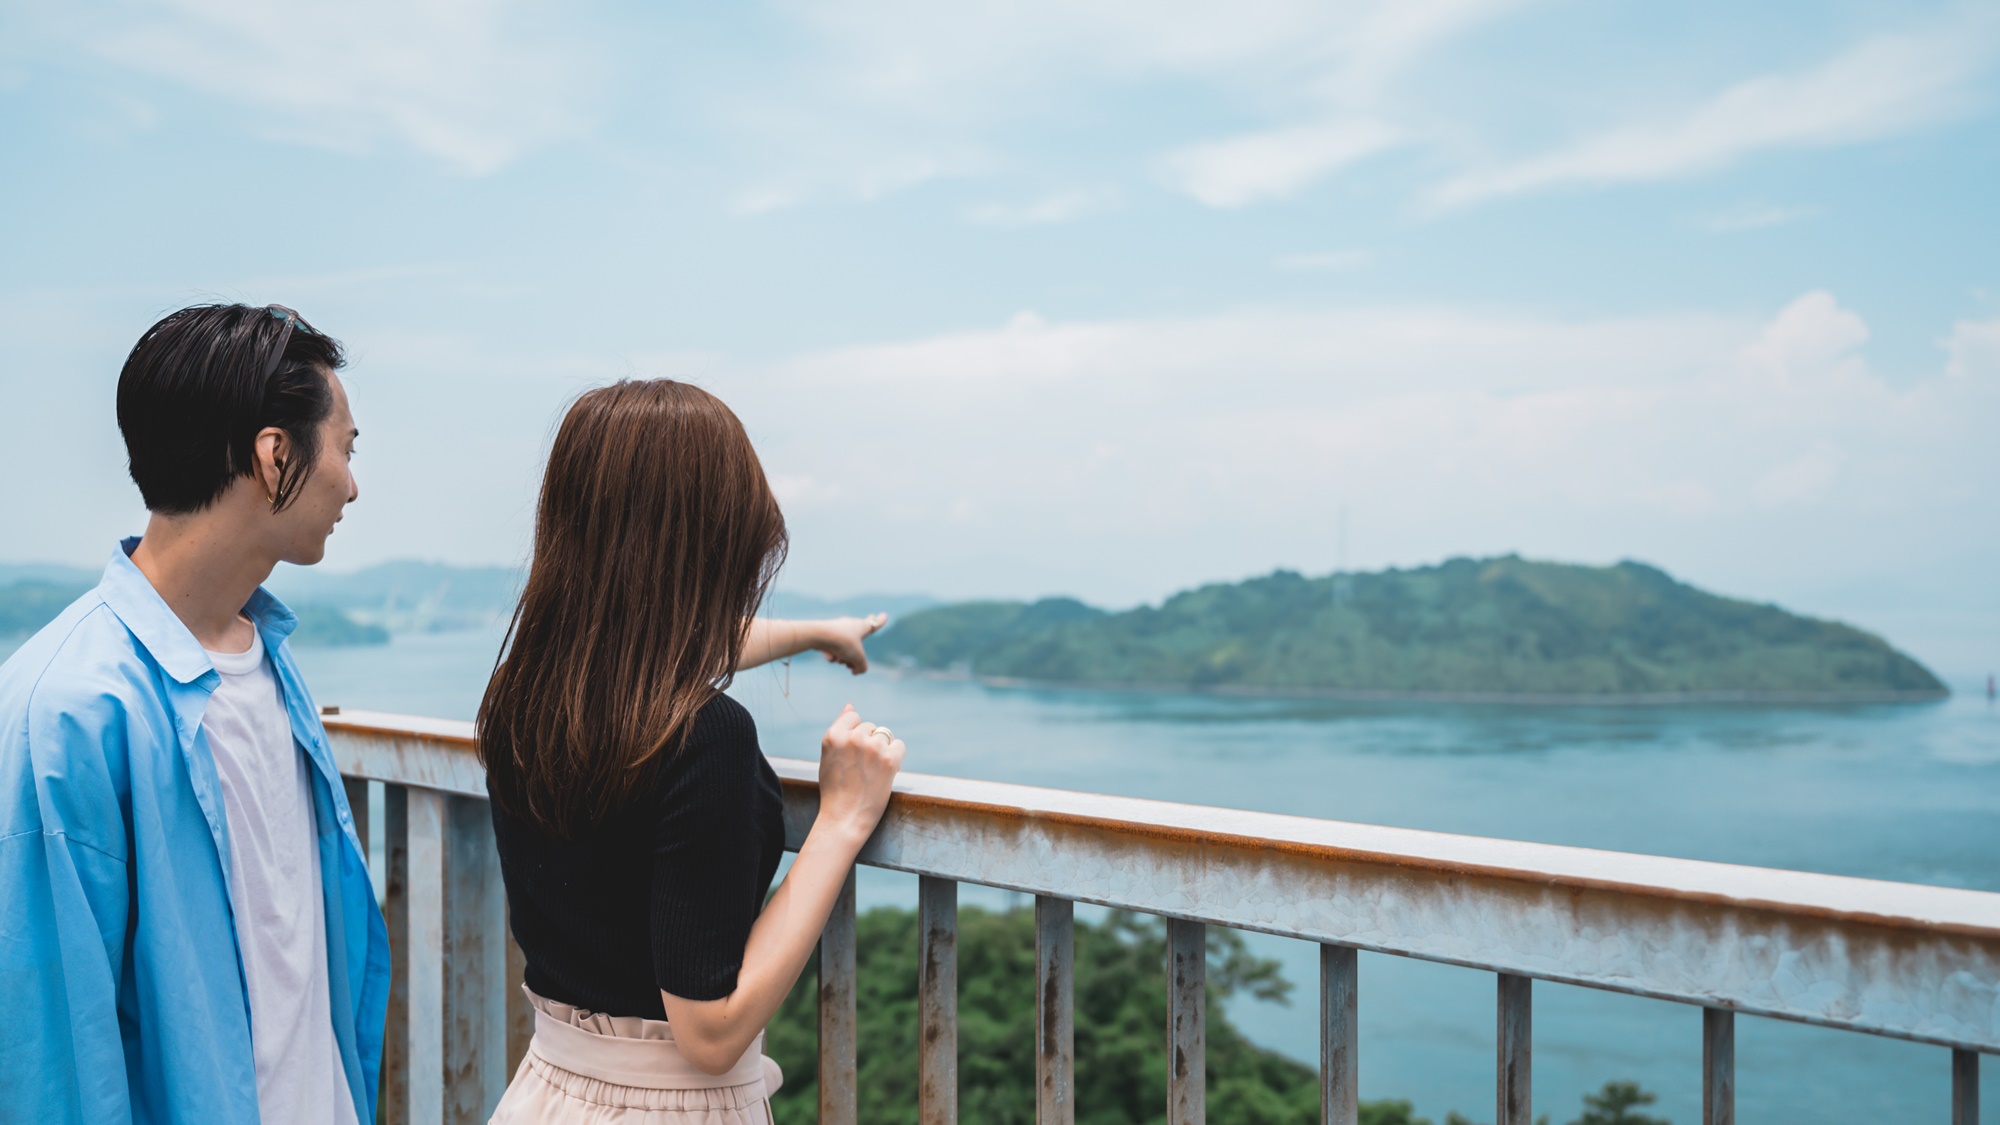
{"left": 244, "top": 584, "right": 299, "bottom": 644}
{"left": 98, "top": 536, "right": 298, "bottom": 685}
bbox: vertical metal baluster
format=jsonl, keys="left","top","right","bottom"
{"left": 402, "top": 788, "right": 446, "bottom": 1120}
{"left": 1703, "top": 1008, "right": 1734, "bottom": 1125}
{"left": 343, "top": 777, "right": 370, "bottom": 860}
{"left": 1036, "top": 897, "right": 1075, "bottom": 1125}
{"left": 442, "top": 795, "right": 505, "bottom": 1123}
{"left": 1167, "top": 918, "right": 1206, "bottom": 1125}
{"left": 1496, "top": 974, "right": 1531, "bottom": 1125}
{"left": 505, "top": 918, "right": 532, "bottom": 1077}
{"left": 919, "top": 876, "right": 959, "bottom": 1125}
{"left": 481, "top": 803, "right": 511, "bottom": 1108}
{"left": 1321, "top": 945, "right": 1358, "bottom": 1125}
{"left": 478, "top": 800, "right": 510, "bottom": 1114}
{"left": 381, "top": 785, "right": 409, "bottom": 1125}
{"left": 1954, "top": 1049, "right": 1980, "bottom": 1125}
{"left": 819, "top": 870, "right": 859, "bottom": 1125}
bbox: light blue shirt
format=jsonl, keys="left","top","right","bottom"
{"left": 0, "top": 539, "right": 389, "bottom": 1125}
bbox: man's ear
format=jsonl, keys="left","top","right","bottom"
{"left": 253, "top": 426, "right": 291, "bottom": 501}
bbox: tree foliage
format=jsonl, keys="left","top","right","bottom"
{"left": 1567, "top": 1081, "right": 1669, "bottom": 1125}
{"left": 769, "top": 905, "right": 1344, "bottom": 1125}
{"left": 763, "top": 905, "right": 1667, "bottom": 1125}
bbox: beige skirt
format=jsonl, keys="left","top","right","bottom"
{"left": 489, "top": 989, "right": 784, "bottom": 1124}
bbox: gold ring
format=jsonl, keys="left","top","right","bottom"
{"left": 872, "top": 726, "right": 895, "bottom": 743}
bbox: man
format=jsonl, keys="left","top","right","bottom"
{"left": 0, "top": 305, "right": 389, "bottom": 1124}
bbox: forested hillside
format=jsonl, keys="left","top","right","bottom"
{"left": 872, "top": 557, "right": 1943, "bottom": 699}
{"left": 0, "top": 579, "right": 386, "bottom": 647}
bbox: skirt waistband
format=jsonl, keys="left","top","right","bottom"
{"left": 524, "top": 987, "right": 768, "bottom": 1091}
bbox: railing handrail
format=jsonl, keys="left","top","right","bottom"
{"left": 781, "top": 764, "right": 2000, "bottom": 932}
{"left": 325, "top": 707, "right": 2000, "bottom": 1055}
{"left": 324, "top": 707, "right": 2000, "bottom": 933}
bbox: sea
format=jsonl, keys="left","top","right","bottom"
{"left": 11, "top": 623, "right": 1995, "bottom": 1122}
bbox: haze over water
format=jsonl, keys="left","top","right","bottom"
{"left": 278, "top": 626, "right": 2000, "bottom": 1125}
{"left": 5, "top": 3, "right": 1999, "bottom": 1121}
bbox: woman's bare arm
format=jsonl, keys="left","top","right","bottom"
{"left": 736, "top": 615, "right": 888, "bottom": 674}
{"left": 658, "top": 705, "right": 903, "bottom": 1074}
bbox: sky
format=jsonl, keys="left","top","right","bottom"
{"left": 1, "top": 0, "right": 1996, "bottom": 672}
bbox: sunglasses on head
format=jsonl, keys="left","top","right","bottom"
{"left": 261, "top": 304, "right": 317, "bottom": 380}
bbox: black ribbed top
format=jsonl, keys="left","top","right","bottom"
{"left": 491, "top": 692, "right": 785, "bottom": 1016}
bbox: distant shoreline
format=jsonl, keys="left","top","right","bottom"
{"left": 884, "top": 668, "right": 1950, "bottom": 706}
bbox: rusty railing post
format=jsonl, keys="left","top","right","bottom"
{"left": 819, "top": 869, "right": 859, "bottom": 1125}
{"left": 407, "top": 787, "right": 446, "bottom": 1125}
{"left": 343, "top": 777, "right": 370, "bottom": 863}
{"left": 1703, "top": 1008, "right": 1734, "bottom": 1125}
{"left": 1955, "top": 1049, "right": 1980, "bottom": 1125}
{"left": 1036, "top": 896, "right": 1075, "bottom": 1125}
{"left": 504, "top": 919, "right": 531, "bottom": 1077}
{"left": 383, "top": 785, "right": 445, "bottom": 1125}
{"left": 442, "top": 794, "right": 506, "bottom": 1123}
{"left": 1167, "top": 918, "right": 1206, "bottom": 1125}
{"left": 1321, "top": 945, "right": 1358, "bottom": 1125}
{"left": 1497, "top": 973, "right": 1531, "bottom": 1125}
{"left": 381, "top": 784, "right": 408, "bottom": 1125}
{"left": 918, "top": 876, "right": 959, "bottom": 1124}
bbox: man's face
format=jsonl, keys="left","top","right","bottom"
{"left": 272, "top": 370, "right": 359, "bottom": 566}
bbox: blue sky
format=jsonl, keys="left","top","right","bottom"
{"left": 2, "top": 0, "right": 1996, "bottom": 670}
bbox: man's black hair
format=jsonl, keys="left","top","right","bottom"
{"left": 117, "top": 304, "right": 346, "bottom": 515}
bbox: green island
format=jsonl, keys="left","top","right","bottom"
{"left": 871, "top": 556, "right": 1944, "bottom": 701}
{"left": 766, "top": 903, "right": 1667, "bottom": 1125}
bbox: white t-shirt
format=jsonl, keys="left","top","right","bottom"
{"left": 204, "top": 625, "right": 359, "bottom": 1125}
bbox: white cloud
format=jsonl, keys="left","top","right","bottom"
{"left": 730, "top": 187, "right": 806, "bottom": 216}
{"left": 17, "top": 283, "right": 1989, "bottom": 612}
{"left": 1317, "top": 0, "right": 1532, "bottom": 102}
{"left": 781, "top": 302, "right": 1741, "bottom": 391}
{"left": 966, "top": 188, "right": 1120, "bottom": 227}
{"left": 1276, "top": 249, "right": 1373, "bottom": 271}
{"left": 1738, "top": 289, "right": 1870, "bottom": 387}
{"left": 737, "top": 0, "right": 1517, "bottom": 209}
{"left": 67, "top": 0, "right": 595, "bottom": 174}
{"left": 853, "top": 154, "right": 981, "bottom": 200}
{"left": 724, "top": 149, "right": 988, "bottom": 213}
{"left": 1162, "top": 120, "right": 1402, "bottom": 208}
{"left": 708, "top": 291, "right": 2000, "bottom": 602}
{"left": 1753, "top": 447, "right": 1842, "bottom": 507}
{"left": 768, "top": 473, "right": 845, "bottom": 509}
{"left": 792, "top": 0, "right": 1518, "bottom": 111}
{"left": 748, "top": 2, "right": 1982, "bottom": 219}
{"left": 744, "top": 5, "right": 1995, "bottom": 214}
{"left": 1944, "top": 313, "right": 2000, "bottom": 380}
{"left": 1696, "top": 204, "right": 1826, "bottom": 233}
{"left": 1429, "top": 26, "right": 1992, "bottom": 208}
{"left": 223, "top": 263, "right": 458, "bottom": 295}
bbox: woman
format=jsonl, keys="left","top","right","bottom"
{"left": 478, "top": 379, "right": 905, "bottom": 1123}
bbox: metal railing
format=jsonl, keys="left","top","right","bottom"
{"left": 325, "top": 708, "right": 1997, "bottom": 1125}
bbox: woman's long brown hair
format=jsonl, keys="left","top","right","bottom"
{"left": 478, "top": 380, "right": 788, "bottom": 836}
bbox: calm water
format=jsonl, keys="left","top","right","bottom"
{"left": 283, "top": 630, "right": 1997, "bottom": 1122}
